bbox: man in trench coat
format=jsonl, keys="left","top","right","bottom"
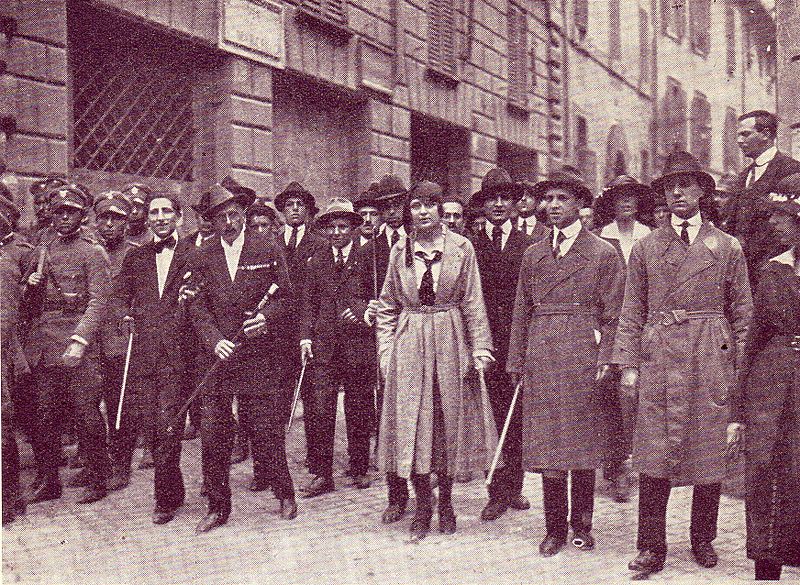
{"left": 507, "top": 167, "right": 626, "bottom": 557}
{"left": 613, "top": 151, "right": 753, "bottom": 578}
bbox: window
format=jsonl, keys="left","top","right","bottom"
{"left": 662, "top": 0, "right": 686, "bottom": 40}
{"left": 725, "top": 6, "right": 736, "bottom": 75}
{"left": 690, "top": 92, "right": 712, "bottom": 168}
{"left": 723, "top": 107, "right": 740, "bottom": 173}
{"left": 508, "top": 3, "right": 528, "bottom": 108}
{"left": 428, "top": 0, "right": 457, "bottom": 78}
{"left": 301, "top": 0, "right": 348, "bottom": 25}
{"left": 574, "top": 115, "right": 596, "bottom": 192}
{"left": 639, "top": 8, "right": 650, "bottom": 84}
{"left": 609, "top": 0, "right": 621, "bottom": 60}
{"left": 660, "top": 78, "right": 687, "bottom": 154}
{"left": 689, "top": 0, "right": 710, "bottom": 55}
{"left": 574, "top": 0, "right": 588, "bottom": 41}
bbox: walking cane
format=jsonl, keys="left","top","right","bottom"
{"left": 485, "top": 373, "right": 522, "bottom": 487}
{"left": 115, "top": 326, "right": 135, "bottom": 431}
{"left": 370, "top": 240, "right": 381, "bottom": 437}
{"left": 286, "top": 355, "right": 308, "bottom": 431}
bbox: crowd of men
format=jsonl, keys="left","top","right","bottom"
{"left": 1, "top": 109, "right": 798, "bottom": 580}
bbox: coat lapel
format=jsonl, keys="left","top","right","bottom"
{"left": 436, "top": 232, "right": 465, "bottom": 303}
{"left": 161, "top": 237, "right": 192, "bottom": 298}
{"left": 531, "top": 229, "right": 589, "bottom": 303}
{"left": 673, "top": 223, "right": 717, "bottom": 289}
{"left": 395, "top": 239, "right": 420, "bottom": 305}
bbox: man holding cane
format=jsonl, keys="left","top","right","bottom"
{"left": 189, "top": 180, "right": 295, "bottom": 533}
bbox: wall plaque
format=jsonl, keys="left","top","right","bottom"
{"left": 220, "top": 0, "right": 285, "bottom": 68}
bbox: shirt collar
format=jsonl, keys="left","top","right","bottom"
{"left": 671, "top": 212, "right": 702, "bottom": 228}
{"left": 754, "top": 145, "right": 778, "bottom": 167}
{"left": 413, "top": 237, "right": 444, "bottom": 257}
{"left": 285, "top": 223, "right": 306, "bottom": 236}
{"left": 770, "top": 247, "right": 796, "bottom": 267}
{"left": 385, "top": 225, "right": 406, "bottom": 239}
{"left": 333, "top": 241, "right": 353, "bottom": 259}
{"left": 599, "top": 220, "right": 650, "bottom": 240}
{"left": 153, "top": 230, "right": 178, "bottom": 243}
{"left": 555, "top": 219, "right": 582, "bottom": 240}
{"left": 221, "top": 227, "right": 245, "bottom": 250}
{"left": 485, "top": 219, "right": 512, "bottom": 239}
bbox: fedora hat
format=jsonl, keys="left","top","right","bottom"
{"left": 373, "top": 174, "right": 408, "bottom": 205}
{"left": 202, "top": 176, "right": 257, "bottom": 219}
{"left": 594, "top": 175, "right": 656, "bottom": 227}
{"left": 651, "top": 151, "right": 715, "bottom": 196}
{"left": 768, "top": 173, "right": 800, "bottom": 219}
{"left": 315, "top": 197, "right": 363, "bottom": 228}
{"left": 191, "top": 190, "right": 212, "bottom": 215}
{"left": 530, "top": 166, "right": 594, "bottom": 207}
{"left": 471, "top": 168, "right": 524, "bottom": 205}
{"left": 354, "top": 182, "right": 381, "bottom": 210}
{"left": 275, "top": 181, "right": 318, "bottom": 214}
{"left": 247, "top": 198, "right": 278, "bottom": 221}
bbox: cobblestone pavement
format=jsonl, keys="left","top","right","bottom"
{"left": 3, "top": 400, "right": 799, "bottom": 585}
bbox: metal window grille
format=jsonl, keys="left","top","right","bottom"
{"left": 72, "top": 43, "right": 194, "bottom": 181}
{"left": 428, "top": 0, "right": 457, "bottom": 78}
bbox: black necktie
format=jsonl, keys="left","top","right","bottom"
{"left": 521, "top": 219, "right": 528, "bottom": 234}
{"left": 553, "top": 231, "right": 566, "bottom": 258}
{"left": 287, "top": 226, "right": 298, "bottom": 253}
{"left": 154, "top": 235, "right": 177, "bottom": 253}
{"left": 335, "top": 248, "right": 345, "bottom": 269}
{"left": 390, "top": 230, "right": 399, "bottom": 248}
{"left": 492, "top": 224, "right": 503, "bottom": 251}
{"left": 680, "top": 221, "right": 691, "bottom": 246}
{"left": 416, "top": 250, "right": 442, "bottom": 306}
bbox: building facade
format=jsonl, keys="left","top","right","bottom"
{"left": 0, "top": 0, "right": 778, "bottom": 230}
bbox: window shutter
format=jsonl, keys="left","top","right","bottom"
{"left": 301, "top": 0, "right": 348, "bottom": 25}
{"left": 639, "top": 8, "right": 649, "bottom": 83}
{"left": 690, "top": 92, "right": 711, "bottom": 168}
{"left": 508, "top": 3, "right": 528, "bottom": 108}
{"left": 690, "top": 0, "right": 710, "bottom": 55}
{"left": 723, "top": 107, "right": 740, "bottom": 172}
{"left": 609, "top": 0, "right": 621, "bottom": 60}
{"left": 428, "top": 0, "right": 457, "bottom": 78}
{"left": 725, "top": 6, "right": 736, "bottom": 75}
{"left": 574, "top": 0, "right": 588, "bottom": 40}
{"left": 661, "top": 79, "right": 687, "bottom": 154}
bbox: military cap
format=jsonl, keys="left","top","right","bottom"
{"left": 94, "top": 190, "right": 132, "bottom": 217}
{"left": 120, "top": 183, "right": 152, "bottom": 206}
{"left": 30, "top": 177, "right": 67, "bottom": 197}
{"left": 49, "top": 184, "right": 93, "bottom": 211}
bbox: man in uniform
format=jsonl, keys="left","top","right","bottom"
{"left": 1, "top": 188, "right": 31, "bottom": 524}
{"left": 29, "top": 177, "right": 67, "bottom": 237}
{"left": 92, "top": 191, "right": 140, "bottom": 491}
{"left": 300, "top": 198, "right": 375, "bottom": 495}
{"left": 112, "top": 192, "right": 193, "bottom": 523}
{"left": 24, "top": 184, "right": 112, "bottom": 505}
{"left": 613, "top": 151, "right": 753, "bottom": 578}
{"left": 121, "top": 183, "right": 153, "bottom": 248}
{"left": 190, "top": 181, "right": 296, "bottom": 533}
{"left": 470, "top": 168, "right": 534, "bottom": 521}
{"left": 728, "top": 110, "right": 800, "bottom": 283}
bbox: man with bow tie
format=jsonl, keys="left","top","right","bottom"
{"left": 299, "top": 198, "right": 376, "bottom": 495}
{"left": 111, "top": 192, "right": 193, "bottom": 523}
{"left": 728, "top": 110, "right": 800, "bottom": 284}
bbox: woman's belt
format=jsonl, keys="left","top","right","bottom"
{"left": 531, "top": 302, "right": 597, "bottom": 316}
{"left": 404, "top": 303, "right": 460, "bottom": 314}
{"left": 647, "top": 308, "right": 724, "bottom": 326}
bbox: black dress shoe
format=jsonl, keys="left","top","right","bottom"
{"left": 539, "top": 534, "right": 567, "bottom": 557}
{"left": 352, "top": 474, "right": 371, "bottom": 489}
{"left": 249, "top": 477, "right": 270, "bottom": 492}
{"left": 438, "top": 506, "right": 456, "bottom": 534}
{"left": 628, "top": 550, "right": 665, "bottom": 575}
{"left": 152, "top": 509, "right": 177, "bottom": 525}
{"left": 28, "top": 481, "right": 62, "bottom": 504}
{"left": 409, "top": 513, "right": 432, "bottom": 541}
{"left": 301, "top": 476, "right": 334, "bottom": 498}
{"left": 571, "top": 529, "right": 595, "bottom": 551}
{"left": 692, "top": 541, "right": 718, "bottom": 568}
{"left": 76, "top": 486, "right": 107, "bottom": 504}
{"left": 108, "top": 467, "right": 131, "bottom": 491}
{"left": 381, "top": 500, "right": 407, "bottom": 524}
{"left": 279, "top": 498, "right": 298, "bottom": 520}
{"left": 480, "top": 498, "right": 509, "bottom": 521}
{"left": 67, "top": 468, "right": 92, "bottom": 488}
{"left": 508, "top": 493, "right": 530, "bottom": 510}
{"left": 195, "top": 511, "right": 227, "bottom": 534}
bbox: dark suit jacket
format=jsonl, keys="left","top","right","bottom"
{"left": 518, "top": 218, "right": 549, "bottom": 242}
{"left": 472, "top": 226, "right": 534, "bottom": 369}
{"left": 299, "top": 245, "right": 374, "bottom": 368}
{"left": 728, "top": 151, "right": 800, "bottom": 278}
{"left": 112, "top": 237, "right": 194, "bottom": 378}
{"left": 189, "top": 231, "right": 291, "bottom": 388}
{"left": 353, "top": 230, "right": 395, "bottom": 304}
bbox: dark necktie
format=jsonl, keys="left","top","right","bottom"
{"left": 287, "top": 226, "right": 298, "bottom": 254}
{"left": 680, "top": 221, "right": 691, "bottom": 246}
{"left": 553, "top": 230, "right": 566, "bottom": 258}
{"left": 521, "top": 219, "right": 528, "bottom": 234}
{"left": 492, "top": 224, "right": 503, "bottom": 252}
{"left": 335, "top": 248, "right": 345, "bottom": 269}
{"left": 154, "top": 235, "right": 177, "bottom": 253}
{"left": 390, "top": 230, "right": 399, "bottom": 248}
{"left": 416, "top": 250, "right": 442, "bottom": 306}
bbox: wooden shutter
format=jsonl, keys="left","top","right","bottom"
{"left": 508, "top": 3, "right": 528, "bottom": 108}
{"left": 428, "top": 0, "right": 457, "bottom": 78}
{"left": 690, "top": 0, "right": 710, "bottom": 54}
{"left": 609, "top": 0, "right": 621, "bottom": 60}
{"left": 690, "top": 92, "right": 711, "bottom": 168}
{"left": 662, "top": 0, "right": 685, "bottom": 39}
{"left": 301, "top": 0, "right": 348, "bottom": 25}
{"left": 723, "top": 107, "right": 740, "bottom": 172}
{"left": 639, "top": 8, "right": 649, "bottom": 83}
{"left": 661, "top": 78, "right": 687, "bottom": 153}
{"left": 725, "top": 6, "right": 736, "bottom": 75}
{"left": 574, "top": 0, "right": 588, "bottom": 40}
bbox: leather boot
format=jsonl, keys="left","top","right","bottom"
{"left": 381, "top": 473, "right": 409, "bottom": 524}
{"left": 409, "top": 473, "right": 433, "bottom": 541}
{"left": 437, "top": 475, "right": 456, "bottom": 534}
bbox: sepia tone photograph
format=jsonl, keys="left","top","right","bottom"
{"left": 1, "top": 0, "right": 798, "bottom": 583}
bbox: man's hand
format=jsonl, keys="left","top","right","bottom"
{"left": 178, "top": 283, "right": 200, "bottom": 306}
{"left": 300, "top": 341, "right": 313, "bottom": 363}
{"left": 62, "top": 341, "right": 86, "bottom": 367}
{"left": 510, "top": 372, "right": 522, "bottom": 388}
{"left": 119, "top": 315, "right": 135, "bottom": 336}
{"left": 214, "top": 339, "right": 236, "bottom": 360}
{"left": 243, "top": 313, "right": 267, "bottom": 338}
{"left": 595, "top": 364, "right": 612, "bottom": 383}
{"left": 27, "top": 271, "right": 43, "bottom": 286}
{"left": 474, "top": 355, "right": 494, "bottom": 371}
{"left": 726, "top": 422, "right": 744, "bottom": 462}
{"left": 620, "top": 367, "right": 639, "bottom": 398}
{"left": 340, "top": 307, "right": 360, "bottom": 325}
{"left": 364, "top": 300, "right": 381, "bottom": 325}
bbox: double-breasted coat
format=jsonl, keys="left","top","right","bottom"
{"left": 730, "top": 252, "right": 800, "bottom": 566}
{"left": 612, "top": 222, "right": 753, "bottom": 485}
{"left": 506, "top": 228, "right": 626, "bottom": 470}
{"left": 376, "top": 231, "right": 498, "bottom": 479}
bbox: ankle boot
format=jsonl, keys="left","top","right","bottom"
{"left": 410, "top": 473, "right": 433, "bottom": 541}
{"left": 437, "top": 475, "right": 456, "bottom": 534}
